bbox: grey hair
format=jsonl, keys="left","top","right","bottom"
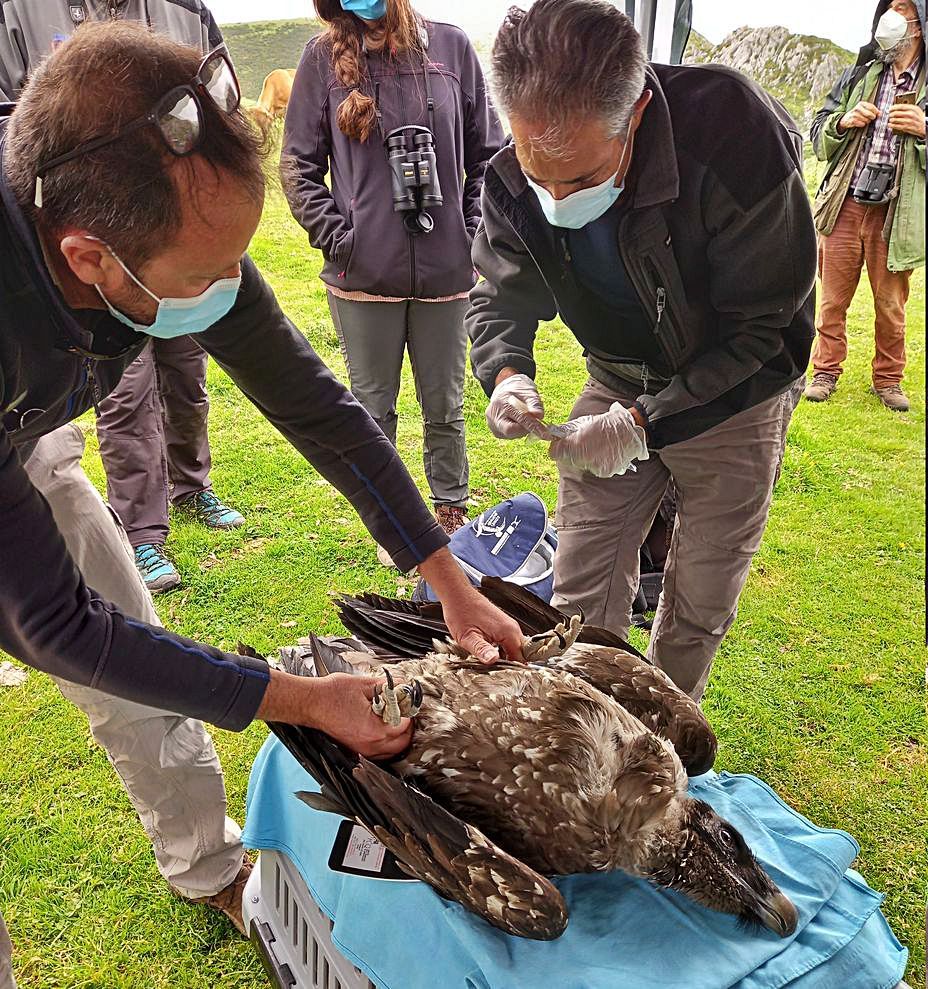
{"left": 491, "top": 0, "right": 646, "bottom": 157}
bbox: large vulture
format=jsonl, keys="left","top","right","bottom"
{"left": 260, "top": 579, "right": 797, "bottom": 942}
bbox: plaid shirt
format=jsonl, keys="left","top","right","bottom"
{"left": 853, "top": 54, "right": 924, "bottom": 186}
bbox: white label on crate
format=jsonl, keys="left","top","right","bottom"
{"left": 342, "top": 825, "right": 387, "bottom": 872}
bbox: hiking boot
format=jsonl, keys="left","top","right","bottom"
{"left": 134, "top": 543, "right": 181, "bottom": 594}
{"left": 177, "top": 490, "right": 245, "bottom": 530}
{"left": 803, "top": 373, "right": 838, "bottom": 403}
{"left": 183, "top": 857, "right": 253, "bottom": 936}
{"left": 872, "top": 383, "right": 910, "bottom": 412}
{"left": 435, "top": 505, "right": 469, "bottom": 536}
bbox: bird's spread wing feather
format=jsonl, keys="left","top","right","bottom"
{"left": 550, "top": 644, "right": 718, "bottom": 776}
{"left": 268, "top": 720, "right": 567, "bottom": 940}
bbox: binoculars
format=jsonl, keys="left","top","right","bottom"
{"left": 385, "top": 125, "right": 443, "bottom": 235}
{"left": 852, "top": 161, "right": 896, "bottom": 206}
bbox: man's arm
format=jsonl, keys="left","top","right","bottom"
{"left": 198, "top": 257, "right": 525, "bottom": 661}
{"left": 199, "top": 256, "right": 447, "bottom": 572}
{"left": 635, "top": 170, "right": 817, "bottom": 447}
{"left": 810, "top": 65, "right": 860, "bottom": 163}
{"left": 466, "top": 184, "right": 558, "bottom": 395}
{"left": 0, "top": 426, "right": 269, "bottom": 730}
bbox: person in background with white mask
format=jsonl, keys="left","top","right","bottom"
{"left": 466, "top": 0, "right": 817, "bottom": 701}
{"left": 805, "top": 0, "right": 925, "bottom": 412}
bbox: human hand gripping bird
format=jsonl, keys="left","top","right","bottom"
{"left": 421, "top": 547, "right": 526, "bottom": 664}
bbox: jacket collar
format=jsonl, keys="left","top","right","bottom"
{"left": 488, "top": 65, "right": 680, "bottom": 213}
{"left": 0, "top": 120, "right": 142, "bottom": 359}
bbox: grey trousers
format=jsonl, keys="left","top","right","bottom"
{"left": 20, "top": 424, "right": 244, "bottom": 896}
{"left": 552, "top": 376, "right": 802, "bottom": 700}
{"left": 327, "top": 293, "right": 469, "bottom": 508}
{"left": 96, "top": 336, "right": 212, "bottom": 548}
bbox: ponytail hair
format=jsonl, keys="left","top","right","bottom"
{"left": 314, "top": 0, "right": 423, "bottom": 143}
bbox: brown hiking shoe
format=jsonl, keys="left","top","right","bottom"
{"left": 436, "top": 505, "right": 469, "bottom": 535}
{"left": 872, "top": 384, "right": 910, "bottom": 412}
{"left": 803, "top": 373, "right": 838, "bottom": 403}
{"left": 185, "top": 857, "right": 253, "bottom": 936}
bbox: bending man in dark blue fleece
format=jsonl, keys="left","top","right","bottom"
{"left": 0, "top": 20, "right": 522, "bottom": 965}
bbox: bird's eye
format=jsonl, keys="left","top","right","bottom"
{"left": 719, "top": 828, "right": 734, "bottom": 844}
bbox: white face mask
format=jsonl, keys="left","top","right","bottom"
{"left": 875, "top": 8, "right": 918, "bottom": 50}
{"left": 526, "top": 119, "right": 635, "bottom": 230}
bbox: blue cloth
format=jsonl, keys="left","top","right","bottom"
{"left": 243, "top": 737, "right": 908, "bottom": 989}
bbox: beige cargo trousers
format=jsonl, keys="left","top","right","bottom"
{"left": 1, "top": 423, "right": 245, "bottom": 986}
{"left": 552, "top": 374, "right": 802, "bottom": 701}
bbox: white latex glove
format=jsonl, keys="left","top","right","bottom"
{"left": 486, "top": 373, "right": 547, "bottom": 439}
{"left": 548, "top": 402, "right": 649, "bottom": 478}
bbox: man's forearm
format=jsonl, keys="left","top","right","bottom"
{"left": 256, "top": 667, "right": 317, "bottom": 725}
{"left": 418, "top": 545, "right": 477, "bottom": 599}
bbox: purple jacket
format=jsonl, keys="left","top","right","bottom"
{"left": 282, "top": 20, "right": 503, "bottom": 300}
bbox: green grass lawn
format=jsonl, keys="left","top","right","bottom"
{"left": 0, "top": 176, "right": 924, "bottom": 987}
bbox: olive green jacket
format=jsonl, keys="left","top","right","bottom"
{"left": 811, "top": 59, "right": 926, "bottom": 271}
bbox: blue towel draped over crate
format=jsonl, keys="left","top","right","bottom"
{"left": 242, "top": 737, "right": 908, "bottom": 989}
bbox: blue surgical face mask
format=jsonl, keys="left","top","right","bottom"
{"left": 339, "top": 0, "right": 387, "bottom": 21}
{"left": 527, "top": 120, "right": 635, "bottom": 230}
{"left": 94, "top": 245, "right": 241, "bottom": 339}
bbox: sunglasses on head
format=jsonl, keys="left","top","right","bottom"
{"left": 34, "top": 46, "right": 240, "bottom": 208}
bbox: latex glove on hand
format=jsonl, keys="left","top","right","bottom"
{"left": 486, "top": 373, "right": 548, "bottom": 439}
{"left": 548, "top": 402, "right": 649, "bottom": 478}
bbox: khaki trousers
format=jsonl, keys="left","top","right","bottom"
{"left": 552, "top": 376, "right": 801, "bottom": 700}
{"left": 812, "top": 196, "right": 911, "bottom": 388}
{"left": 18, "top": 424, "right": 244, "bottom": 895}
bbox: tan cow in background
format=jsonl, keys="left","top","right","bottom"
{"left": 247, "top": 68, "right": 296, "bottom": 131}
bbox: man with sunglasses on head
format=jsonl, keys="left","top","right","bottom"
{"left": 0, "top": 22, "right": 523, "bottom": 974}
{"left": 0, "top": 0, "right": 248, "bottom": 598}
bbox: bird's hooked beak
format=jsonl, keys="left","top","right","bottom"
{"left": 754, "top": 888, "right": 798, "bottom": 938}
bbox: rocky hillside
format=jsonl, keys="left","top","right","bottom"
{"left": 684, "top": 26, "right": 854, "bottom": 128}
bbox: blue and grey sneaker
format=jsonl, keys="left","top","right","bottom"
{"left": 179, "top": 490, "right": 245, "bottom": 530}
{"left": 134, "top": 543, "right": 181, "bottom": 595}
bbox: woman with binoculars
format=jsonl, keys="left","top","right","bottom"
{"left": 283, "top": 0, "right": 503, "bottom": 561}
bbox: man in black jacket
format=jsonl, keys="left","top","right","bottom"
{"left": 0, "top": 21, "right": 521, "bottom": 972}
{"left": 467, "top": 0, "right": 817, "bottom": 700}
{"left": 0, "top": 0, "right": 248, "bottom": 596}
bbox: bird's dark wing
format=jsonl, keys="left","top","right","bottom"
{"left": 552, "top": 645, "right": 717, "bottom": 775}
{"left": 337, "top": 579, "right": 650, "bottom": 663}
{"left": 337, "top": 594, "right": 446, "bottom": 657}
{"left": 268, "top": 721, "right": 568, "bottom": 940}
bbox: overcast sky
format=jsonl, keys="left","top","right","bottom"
{"left": 206, "top": 1, "right": 878, "bottom": 53}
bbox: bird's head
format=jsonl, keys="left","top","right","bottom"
{"left": 646, "top": 799, "right": 798, "bottom": 938}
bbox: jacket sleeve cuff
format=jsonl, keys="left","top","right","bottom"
{"left": 477, "top": 355, "right": 537, "bottom": 397}
{"left": 215, "top": 653, "right": 272, "bottom": 732}
{"left": 632, "top": 399, "right": 654, "bottom": 445}
{"left": 384, "top": 519, "right": 450, "bottom": 574}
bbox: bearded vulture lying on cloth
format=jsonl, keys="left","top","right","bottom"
{"left": 260, "top": 578, "right": 797, "bottom": 942}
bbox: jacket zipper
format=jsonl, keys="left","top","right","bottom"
{"left": 84, "top": 357, "right": 101, "bottom": 415}
{"left": 396, "top": 70, "right": 417, "bottom": 298}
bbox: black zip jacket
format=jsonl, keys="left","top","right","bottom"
{"left": 0, "top": 120, "right": 447, "bottom": 730}
{"left": 467, "top": 64, "right": 818, "bottom": 449}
